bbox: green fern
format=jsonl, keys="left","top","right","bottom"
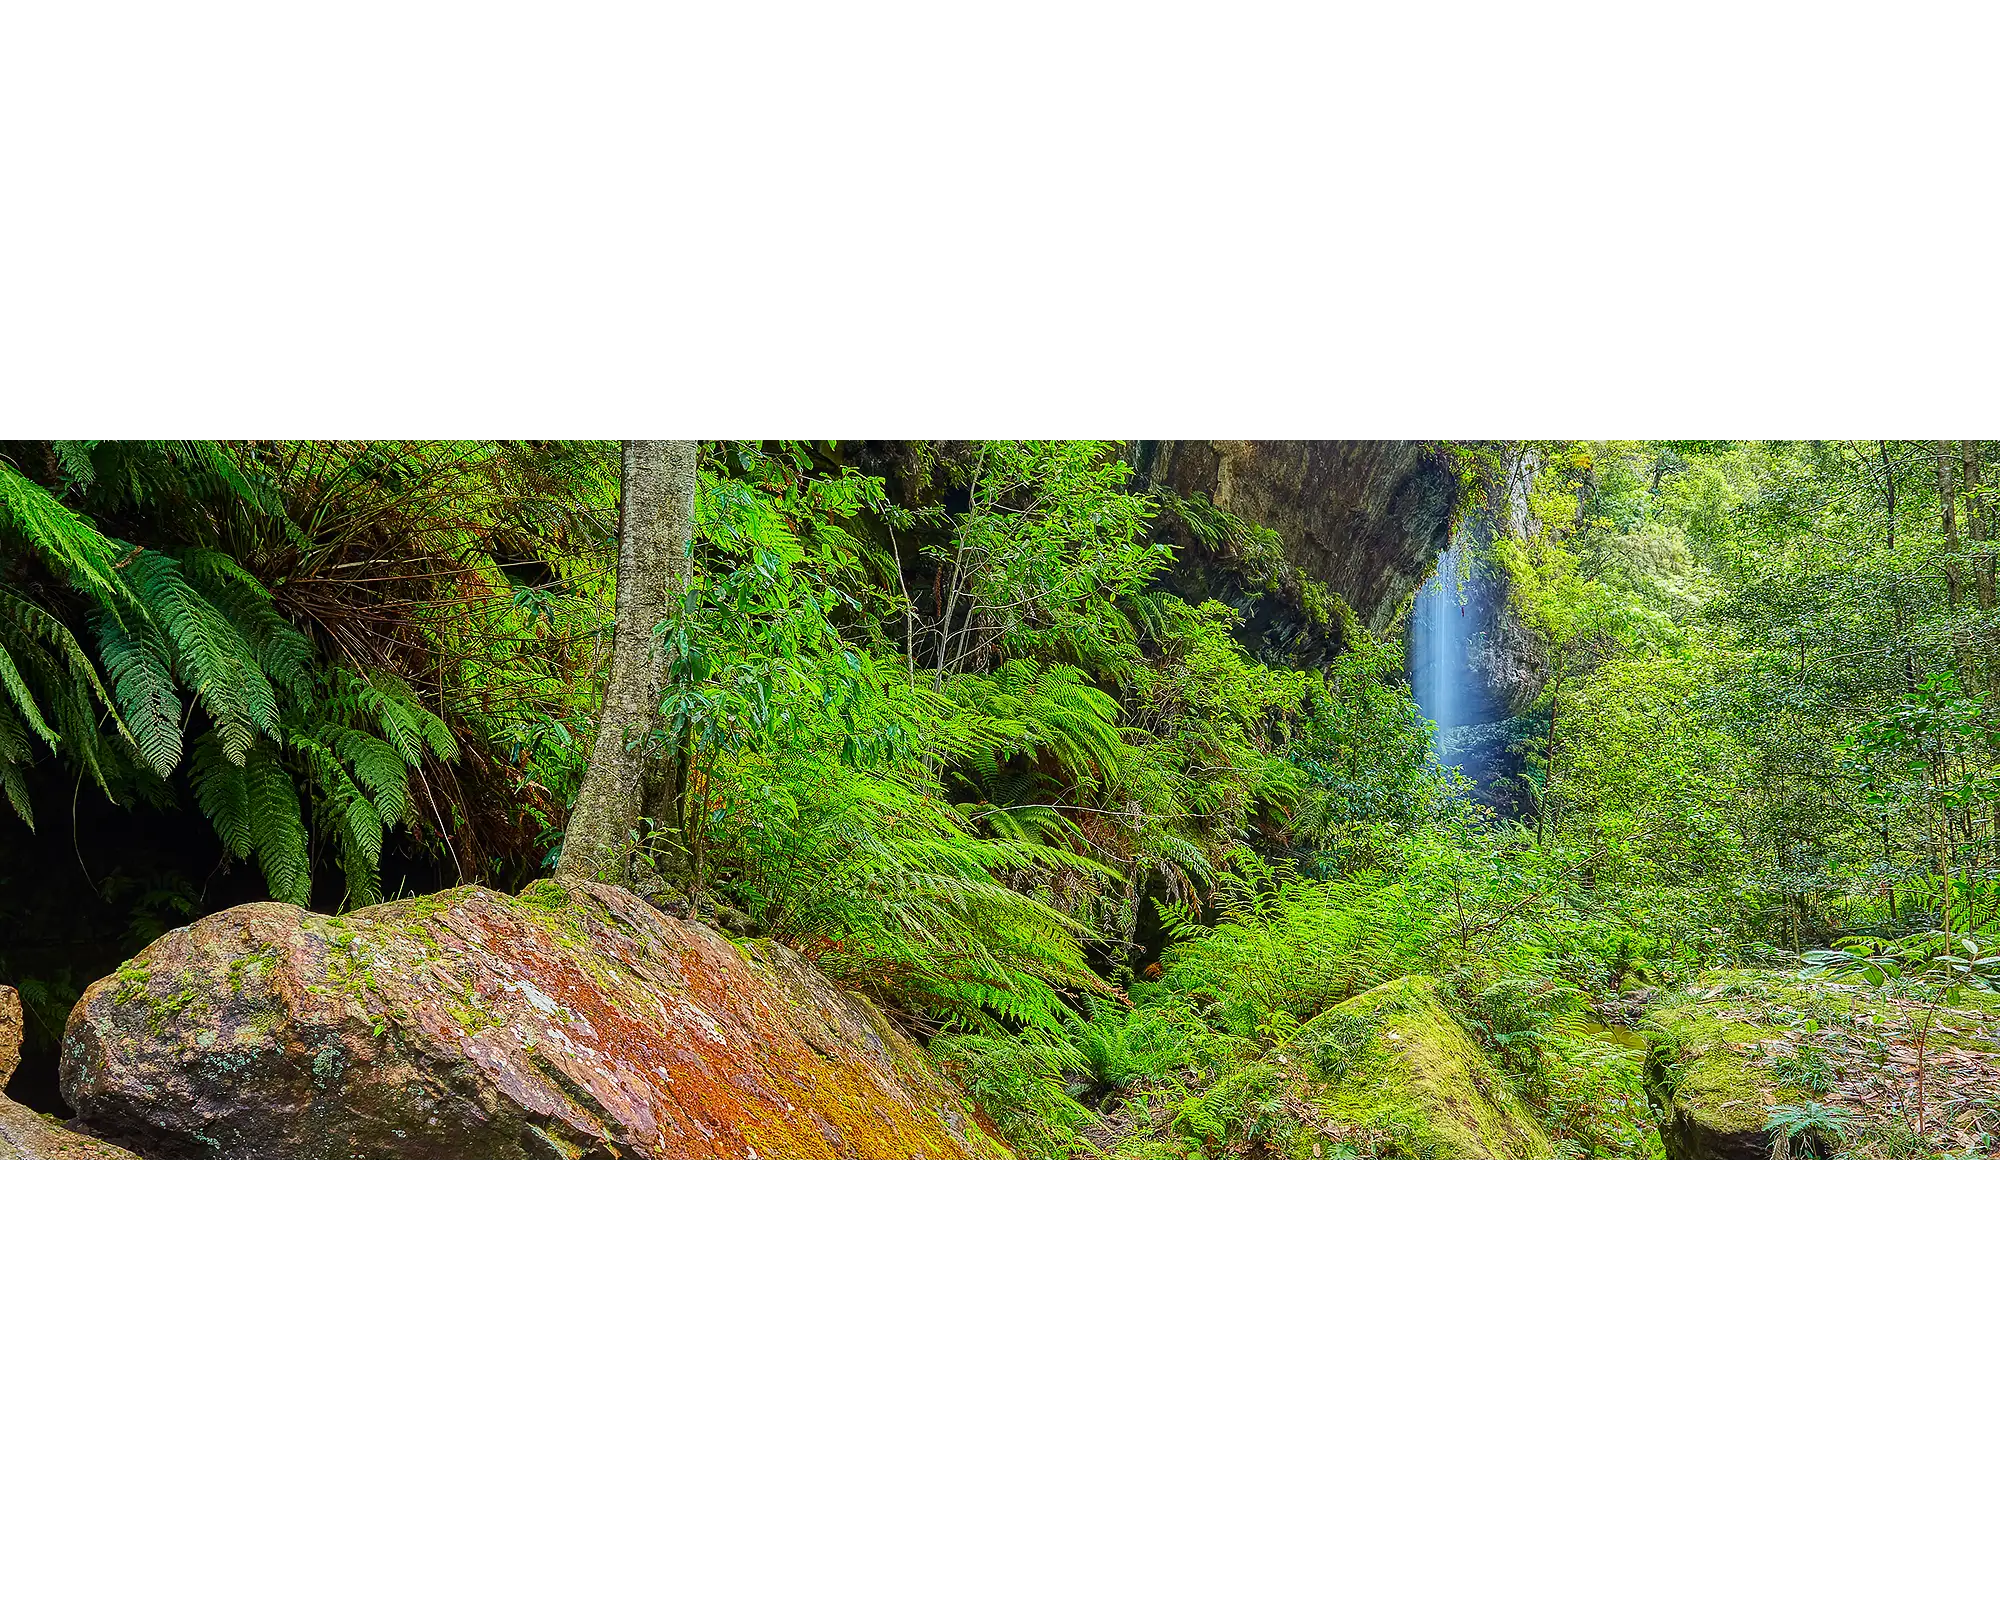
{"left": 94, "top": 616, "right": 184, "bottom": 777}
{"left": 189, "top": 732, "right": 253, "bottom": 860}
{"left": 0, "top": 459, "right": 130, "bottom": 600}
{"left": 245, "top": 742, "right": 310, "bottom": 904}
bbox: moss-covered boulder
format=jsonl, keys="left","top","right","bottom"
{"left": 60, "top": 880, "right": 1008, "bottom": 1160}
{"left": 1639, "top": 971, "right": 1821, "bottom": 1159}
{"left": 1152, "top": 975, "right": 1548, "bottom": 1159}
{"left": 1293, "top": 976, "right": 1551, "bottom": 1158}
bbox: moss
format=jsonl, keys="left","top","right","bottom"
{"left": 112, "top": 958, "right": 152, "bottom": 1006}
{"left": 146, "top": 972, "right": 201, "bottom": 1033}
{"left": 1300, "top": 977, "right": 1552, "bottom": 1159}
{"left": 1150, "top": 976, "right": 1551, "bottom": 1158}
{"left": 1639, "top": 969, "right": 1834, "bottom": 1158}
{"left": 517, "top": 878, "right": 574, "bottom": 914}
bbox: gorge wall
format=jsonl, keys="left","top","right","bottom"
{"left": 1139, "top": 440, "right": 1461, "bottom": 649}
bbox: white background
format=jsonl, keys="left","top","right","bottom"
{"left": 7, "top": 3, "right": 2000, "bottom": 1594}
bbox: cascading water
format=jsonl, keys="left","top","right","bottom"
{"left": 1410, "top": 525, "right": 1469, "bottom": 761}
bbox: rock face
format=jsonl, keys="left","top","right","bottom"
{"left": 1460, "top": 555, "right": 1545, "bottom": 721}
{"left": 1142, "top": 441, "right": 1461, "bottom": 636}
{"left": 60, "top": 881, "right": 1008, "bottom": 1160}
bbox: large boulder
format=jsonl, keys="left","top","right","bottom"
{"left": 60, "top": 881, "right": 1008, "bottom": 1160}
{"left": 1152, "top": 975, "right": 1552, "bottom": 1159}
{"left": 1292, "top": 976, "right": 1552, "bottom": 1159}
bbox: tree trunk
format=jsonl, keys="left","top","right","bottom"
{"left": 557, "top": 440, "right": 699, "bottom": 887}
{"left": 1537, "top": 688, "right": 1559, "bottom": 847}
{"left": 1965, "top": 441, "right": 1993, "bottom": 610}
{"left": 1880, "top": 440, "right": 1896, "bottom": 549}
{"left": 1937, "top": 442, "right": 1961, "bottom": 609}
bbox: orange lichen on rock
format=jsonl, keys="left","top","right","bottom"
{"left": 60, "top": 880, "right": 1010, "bottom": 1160}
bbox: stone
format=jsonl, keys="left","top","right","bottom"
{"left": 1148, "top": 975, "right": 1553, "bottom": 1159}
{"left": 1291, "top": 975, "right": 1553, "bottom": 1159}
{"left": 0, "top": 984, "right": 21, "bottom": 1091}
{"left": 0, "top": 1096, "right": 136, "bottom": 1159}
{"left": 60, "top": 880, "right": 1009, "bottom": 1160}
{"left": 1639, "top": 971, "right": 1813, "bottom": 1159}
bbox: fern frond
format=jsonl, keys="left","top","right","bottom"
{"left": 180, "top": 547, "right": 317, "bottom": 709}
{"left": 333, "top": 728, "right": 412, "bottom": 827}
{"left": 0, "top": 461, "right": 129, "bottom": 600}
{"left": 93, "top": 613, "right": 183, "bottom": 777}
{"left": 0, "top": 639, "right": 57, "bottom": 747}
{"left": 50, "top": 441, "right": 98, "bottom": 491}
{"left": 119, "top": 546, "right": 279, "bottom": 759}
{"left": 190, "top": 732, "right": 253, "bottom": 859}
{"left": 246, "top": 741, "right": 310, "bottom": 903}
{"left": 0, "top": 704, "right": 35, "bottom": 827}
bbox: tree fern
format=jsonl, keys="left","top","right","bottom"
{"left": 0, "top": 439, "right": 591, "bottom": 911}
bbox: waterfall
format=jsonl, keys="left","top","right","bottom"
{"left": 1411, "top": 526, "right": 1468, "bottom": 760}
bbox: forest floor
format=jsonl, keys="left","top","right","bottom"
{"left": 1652, "top": 971, "right": 2000, "bottom": 1159}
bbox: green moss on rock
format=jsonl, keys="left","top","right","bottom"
{"left": 1302, "top": 976, "right": 1552, "bottom": 1159}
{"left": 1161, "top": 975, "right": 1551, "bottom": 1159}
{"left": 1639, "top": 970, "right": 1829, "bottom": 1159}
{"left": 62, "top": 879, "right": 1007, "bottom": 1161}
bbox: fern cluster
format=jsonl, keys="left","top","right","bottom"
{"left": 0, "top": 440, "right": 605, "bottom": 906}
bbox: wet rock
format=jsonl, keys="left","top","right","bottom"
{"left": 61, "top": 880, "right": 1009, "bottom": 1160}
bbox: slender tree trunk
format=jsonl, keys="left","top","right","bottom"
{"left": 1965, "top": 440, "right": 1994, "bottom": 611}
{"left": 1537, "top": 685, "right": 1560, "bottom": 846}
{"left": 558, "top": 440, "right": 698, "bottom": 887}
{"left": 1880, "top": 440, "right": 1896, "bottom": 549}
{"left": 1937, "top": 442, "right": 1962, "bottom": 610}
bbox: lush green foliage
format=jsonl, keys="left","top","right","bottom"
{"left": 9, "top": 433, "right": 1995, "bottom": 1157}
